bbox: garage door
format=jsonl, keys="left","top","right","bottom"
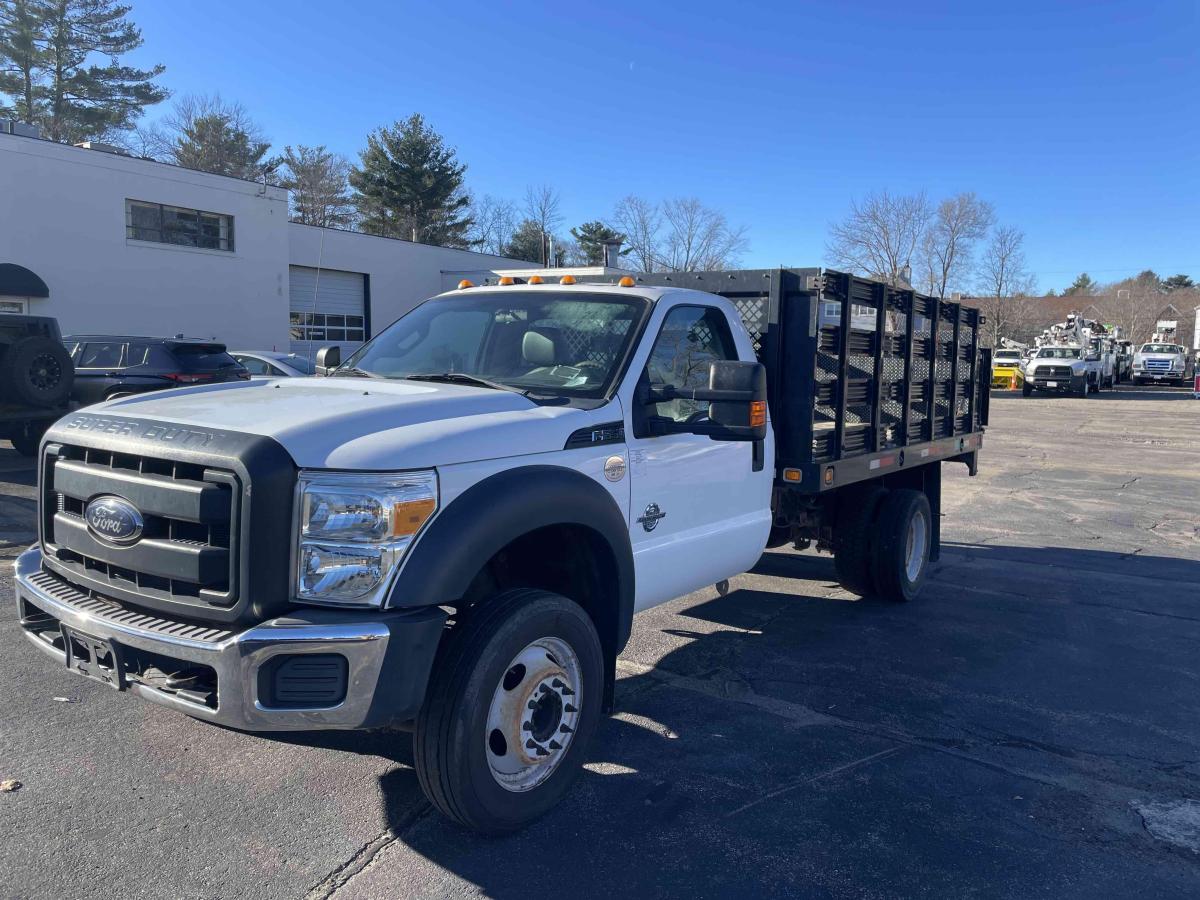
{"left": 289, "top": 266, "right": 367, "bottom": 357}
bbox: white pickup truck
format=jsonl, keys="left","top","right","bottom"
{"left": 1132, "top": 342, "right": 1189, "bottom": 386}
{"left": 14, "top": 268, "right": 987, "bottom": 833}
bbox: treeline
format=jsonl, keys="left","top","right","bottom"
{"left": 0, "top": 2, "right": 747, "bottom": 269}
{"left": 825, "top": 189, "right": 1196, "bottom": 346}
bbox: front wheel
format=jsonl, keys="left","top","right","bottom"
{"left": 413, "top": 589, "right": 604, "bottom": 834}
{"left": 873, "top": 489, "right": 933, "bottom": 603}
{"left": 1022, "top": 382, "right": 1032, "bottom": 397}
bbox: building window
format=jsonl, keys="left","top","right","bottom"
{"left": 289, "top": 312, "right": 366, "bottom": 343}
{"left": 126, "top": 199, "right": 234, "bottom": 251}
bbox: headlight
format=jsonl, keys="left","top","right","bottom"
{"left": 1133, "top": 361, "right": 1143, "bottom": 369}
{"left": 296, "top": 470, "right": 437, "bottom": 606}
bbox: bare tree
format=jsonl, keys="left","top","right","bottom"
{"left": 827, "top": 190, "right": 931, "bottom": 286}
{"left": 918, "top": 192, "right": 994, "bottom": 298}
{"left": 976, "top": 225, "right": 1036, "bottom": 345}
{"left": 159, "top": 94, "right": 276, "bottom": 181}
{"left": 278, "top": 145, "right": 353, "bottom": 228}
{"left": 660, "top": 197, "right": 748, "bottom": 271}
{"left": 612, "top": 195, "right": 662, "bottom": 273}
{"left": 467, "top": 194, "right": 518, "bottom": 257}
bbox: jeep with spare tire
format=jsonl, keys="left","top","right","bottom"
{"left": 0, "top": 314, "right": 75, "bottom": 455}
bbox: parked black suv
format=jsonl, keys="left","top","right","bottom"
{"left": 63, "top": 335, "right": 250, "bottom": 405}
{"left": 1, "top": 314, "right": 76, "bottom": 455}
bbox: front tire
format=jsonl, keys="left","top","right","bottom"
{"left": 413, "top": 589, "right": 604, "bottom": 834}
{"left": 872, "top": 489, "right": 933, "bottom": 603}
{"left": 1022, "top": 382, "right": 1032, "bottom": 397}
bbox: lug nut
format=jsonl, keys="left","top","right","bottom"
{"left": 548, "top": 740, "right": 562, "bottom": 750}
{"left": 522, "top": 721, "right": 532, "bottom": 731}
{"left": 564, "top": 703, "right": 578, "bottom": 714}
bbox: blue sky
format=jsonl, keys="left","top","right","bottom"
{"left": 127, "top": 0, "right": 1198, "bottom": 291}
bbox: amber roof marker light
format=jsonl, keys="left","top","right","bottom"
{"left": 527, "top": 275, "right": 544, "bottom": 284}
{"left": 457, "top": 279, "right": 474, "bottom": 290}
{"left": 497, "top": 276, "right": 515, "bottom": 286}
{"left": 559, "top": 275, "right": 577, "bottom": 285}
{"left": 618, "top": 276, "right": 636, "bottom": 287}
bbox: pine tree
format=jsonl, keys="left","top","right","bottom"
{"left": 165, "top": 95, "right": 274, "bottom": 180}
{"left": 1162, "top": 274, "right": 1195, "bottom": 292}
{"left": 570, "top": 221, "right": 628, "bottom": 265}
{"left": 1062, "top": 272, "right": 1098, "bottom": 296}
{"left": 350, "top": 114, "right": 471, "bottom": 247}
{"left": 505, "top": 219, "right": 546, "bottom": 264}
{"left": 0, "top": 0, "right": 167, "bottom": 142}
{"left": 0, "top": 0, "right": 44, "bottom": 123}
{"left": 278, "top": 145, "right": 353, "bottom": 227}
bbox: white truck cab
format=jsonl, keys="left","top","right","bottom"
{"left": 1132, "top": 341, "right": 1188, "bottom": 386}
{"left": 14, "top": 268, "right": 988, "bottom": 833}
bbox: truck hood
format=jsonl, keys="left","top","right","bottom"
{"left": 1026, "top": 359, "right": 1086, "bottom": 371}
{"left": 1134, "top": 352, "right": 1184, "bottom": 362}
{"left": 94, "top": 378, "right": 614, "bottom": 469}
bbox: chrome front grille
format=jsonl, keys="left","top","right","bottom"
{"left": 1144, "top": 359, "right": 1173, "bottom": 372}
{"left": 1035, "top": 365, "right": 1073, "bottom": 380}
{"left": 42, "top": 444, "right": 240, "bottom": 612}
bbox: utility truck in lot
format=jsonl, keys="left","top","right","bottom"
{"left": 13, "top": 269, "right": 988, "bottom": 833}
{"left": 1132, "top": 324, "right": 1189, "bottom": 386}
{"left": 1024, "top": 312, "right": 1115, "bottom": 396}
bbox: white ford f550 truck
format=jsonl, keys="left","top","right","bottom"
{"left": 14, "top": 268, "right": 988, "bottom": 832}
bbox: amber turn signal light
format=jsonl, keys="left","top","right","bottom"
{"left": 749, "top": 400, "right": 766, "bottom": 428}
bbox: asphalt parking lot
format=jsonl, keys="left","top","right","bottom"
{"left": 2, "top": 384, "right": 1198, "bottom": 899}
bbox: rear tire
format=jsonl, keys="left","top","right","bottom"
{"left": 872, "top": 489, "right": 933, "bottom": 603}
{"left": 833, "top": 486, "right": 886, "bottom": 597}
{"left": 413, "top": 589, "right": 604, "bottom": 834}
{"left": 0, "top": 336, "right": 73, "bottom": 407}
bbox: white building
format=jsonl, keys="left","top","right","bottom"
{"left": 0, "top": 128, "right": 534, "bottom": 355}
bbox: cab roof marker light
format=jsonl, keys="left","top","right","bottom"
{"left": 528, "top": 275, "right": 544, "bottom": 284}
{"left": 559, "top": 275, "right": 577, "bottom": 285}
{"left": 457, "top": 279, "right": 474, "bottom": 290}
{"left": 618, "top": 276, "right": 636, "bottom": 287}
{"left": 497, "top": 276, "right": 515, "bottom": 286}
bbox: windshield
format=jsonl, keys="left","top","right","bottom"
{"left": 1140, "top": 344, "right": 1179, "bottom": 354}
{"left": 994, "top": 351, "right": 1021, "bottom": 361}
{"left": 342, "top": 290, "right": 649, "bottom": 398}
{"left": 1036, "top": 348, "right": 1080, "bottom": 359}
{"left": 284, "top": 355, "right": 316, "bottom": 374}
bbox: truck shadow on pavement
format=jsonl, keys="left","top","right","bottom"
{"left": 265, "top": 541, "right": 1200, "bottom": 896}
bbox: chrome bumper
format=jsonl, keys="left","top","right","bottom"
{"left": 13, "top": 546, "right": 445, "bottom": 731}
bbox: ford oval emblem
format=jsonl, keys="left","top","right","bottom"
{"left": 84, "top": 495, "right": 144, "bottom": 545}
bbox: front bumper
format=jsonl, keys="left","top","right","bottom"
{"left": 13, "top": 547, "right": 446, "bottom": 731}
{"left": 1028, "top": 372, "right": 1085, "bottom": 392}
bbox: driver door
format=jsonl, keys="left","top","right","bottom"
{"left": 624, "top": 304, "right": 771, "bottom": 611}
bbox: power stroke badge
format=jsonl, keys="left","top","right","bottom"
{"left": 637, "top": 503, "right": 666, "bottom": 532}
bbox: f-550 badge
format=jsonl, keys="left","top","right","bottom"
{"left": 637, "top": 503, "right": 666, "bottom": 532}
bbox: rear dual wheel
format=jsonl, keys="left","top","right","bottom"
{"left": 834, "top": 488, "right": 932, "bottom": 603}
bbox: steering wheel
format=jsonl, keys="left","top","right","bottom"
{"left": 572, "top": 359, "right": 606, "bottom": 371}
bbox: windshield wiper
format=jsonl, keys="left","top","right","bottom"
{"left": 331, "top": 366, "right": 381, "bottom": 378}
{"left": 405, "top": 373, "right": 568, "bottom": 404}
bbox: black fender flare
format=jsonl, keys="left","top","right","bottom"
{"left": 386, "top": 464, "right": 635, "bottom": 652}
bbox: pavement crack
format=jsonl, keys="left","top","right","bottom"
{"left": 304, "top": 800, "right": 430, "bottom": 899}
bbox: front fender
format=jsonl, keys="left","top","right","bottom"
{"left": 386, "top": 464, "right": 636, "bottom": 648}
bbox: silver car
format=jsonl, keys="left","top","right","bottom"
{"left": 230, "top": 351, "right": 317, "bottom": 378}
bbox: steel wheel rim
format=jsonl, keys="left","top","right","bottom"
{"left": 485, "top": 636, "right": 582, "bottom": 793}
{"left": 905, "top": 512, "right": 927, "bottom": 583}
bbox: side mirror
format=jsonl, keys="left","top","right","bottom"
{"left": 644, "top": 361, "right": 768, "bottom": 442}
{"left": 705, "top": 360, "right": 768, "bottom": 441}
{"left": 315, "top": 345, "right": 341, "bottom": 376}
